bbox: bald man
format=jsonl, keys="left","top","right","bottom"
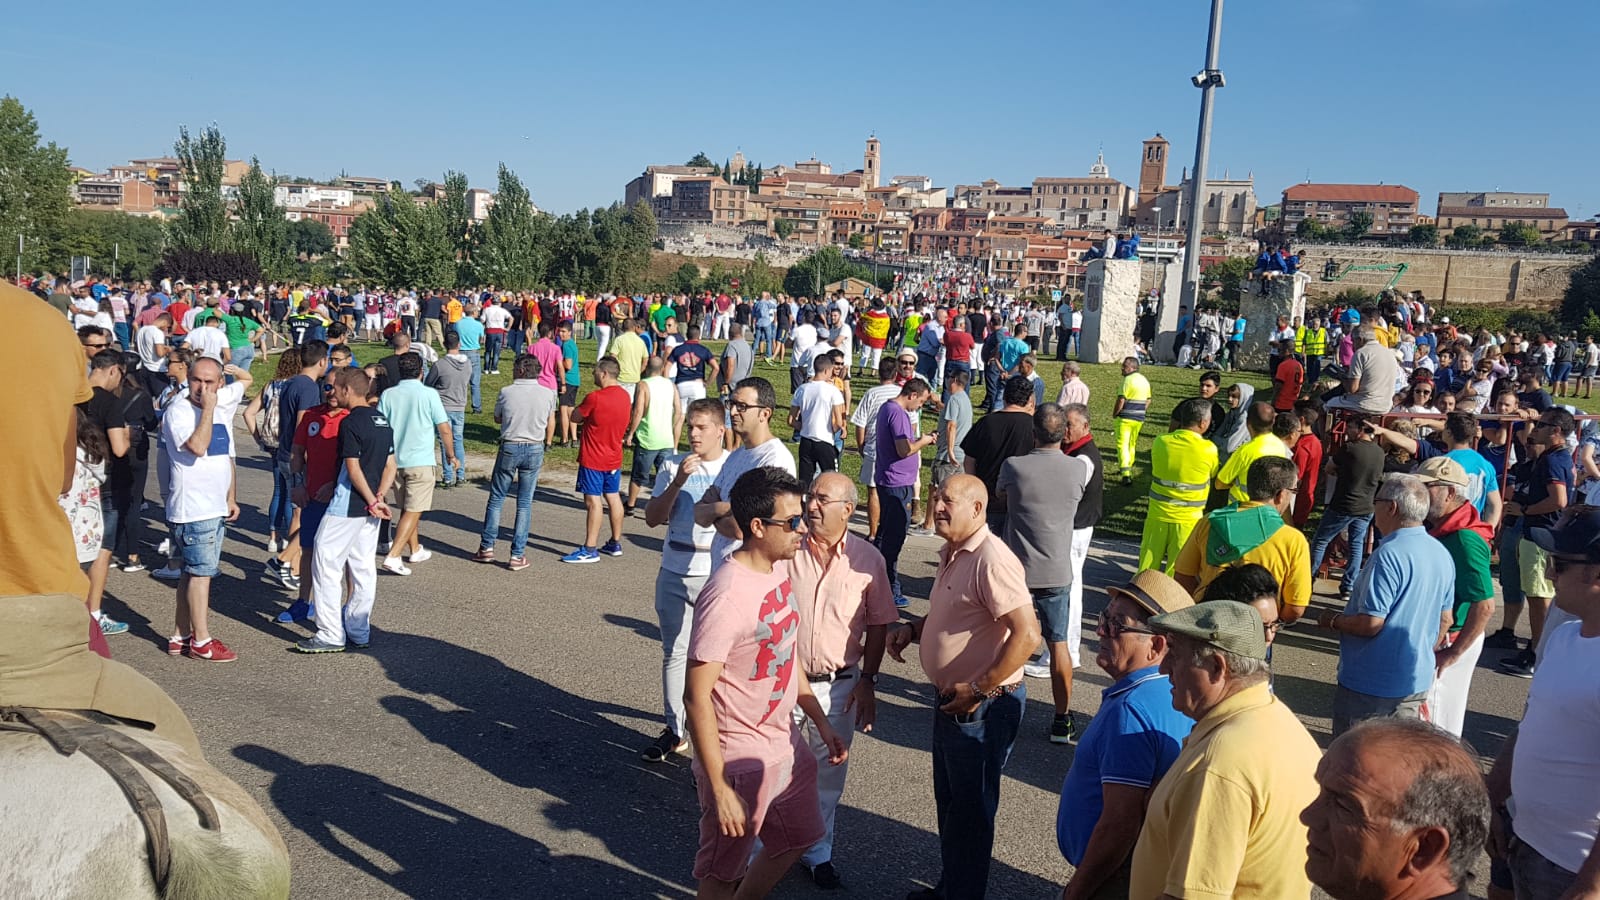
{"left": 783, "top": 472, "right": 897, "bottom": 888}
{"left": 888, "top": 473, "right": 1041, "bottom": 899}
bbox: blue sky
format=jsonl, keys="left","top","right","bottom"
{"left": 4, "top": 0, "right": 1596, "bottom": 220}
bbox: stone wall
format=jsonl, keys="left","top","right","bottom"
{"left": 1293, "top": 243, "right": 1587, "bottom": 309}
{"left": 1235, "top": 276, "right": 1306, "bottom": 371}
{"left": 1079, "top": 259, "right": 1141, "bottom": 364}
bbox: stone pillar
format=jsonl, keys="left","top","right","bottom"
{"left": 1234, "top": 274, "right": 1308, "bottom": 372}
{"left": 1079, "top": 259, "right": 1141, "bottom": 365}
{"left": 1152, "top": 259, "right": 1187, "bottom": 363}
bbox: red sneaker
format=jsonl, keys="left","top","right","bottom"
{"left": 167, "top": 635, "right": 191, "bottom": 656}
{"left": 187, "top": 638, "right": 238, "bottom": 663}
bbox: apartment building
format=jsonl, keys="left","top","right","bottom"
{"left": 1435, "top": 192, "right": 1567, "bottom": 238}
{"left": 1280, "top": 183, "right": 1419, "bottom": 237}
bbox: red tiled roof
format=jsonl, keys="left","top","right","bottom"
{"left": 1282, "top": 183, "right": 1418, "bottom": 203}
{"left": 1437, "top": 206, "right": 1568, "bottom": 220}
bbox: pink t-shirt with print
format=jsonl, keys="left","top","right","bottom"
{"left": 688, "top": 557, "right": 803, "bottom": 768}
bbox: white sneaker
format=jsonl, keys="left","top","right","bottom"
{"left": 1024, "top": 646, "right": 1053, "bottom": 678}
{"left": 266, "top": 538, "right": 281, "bottom": 554}
{"left": 381, "top": 558, "right": 412, "bottom": 576}
{"left": 151, "top": 566, "right": 182, "bottom": 581}
{"left": 157, "top": 538, "right": 171, "bottom": 556}
{"left": 407, "top": 547, "right": 433, "bottom": 564}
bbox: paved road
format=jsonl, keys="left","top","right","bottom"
{"left": 102, "top": 446, "right": 1526, "bottom": 899}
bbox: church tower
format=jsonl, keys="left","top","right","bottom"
{"left": 864, "top": 136, "right": 881, "bottom": 190}
{"left": 1139, "top": 134, "right": 1169, "bottom": 206}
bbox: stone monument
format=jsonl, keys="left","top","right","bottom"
{"left": 1152, "top": 253, "right": 1187, "bottom": 363}
{"left": 1234, "top": 273, "right": 1308, "bottom": 371}
{"left": 1078, "top": 259, "right": 1141, "bottom": 364}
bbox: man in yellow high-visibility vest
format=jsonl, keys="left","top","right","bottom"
{"left": 1301, "top": 315, "right": 1329, "bottom": 386}
{"left": 1139, "top": 399, "right": 1219, "bottom": 574}
{"left": 1113, "top": 356, "right": 1151, "bottom": 485}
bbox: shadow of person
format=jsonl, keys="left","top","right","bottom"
{"left": 603, "top": 613, "right": 661, "bottom": 642}
{"left": 232, "top": 744, "right": 690, "bottom": 898}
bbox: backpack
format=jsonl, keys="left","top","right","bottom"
{"left": 256, "top": 379, "right": 286, "bottom": 451}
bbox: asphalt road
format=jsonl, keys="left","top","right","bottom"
{"left": 101, "top": 442, "right": 1528, "bottom": 899}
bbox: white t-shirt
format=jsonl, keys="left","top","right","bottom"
{"left": 654, "top": 451, "right": 728, "bottom": 577}
{"left": 793, "top": 380, "right": 845, "bottom": 442}
{"left": 790, "top": 323, "right": 819, "bottom": 360}
{"left": 708, "top": 437, "right": 796, "bottom": 570}
{"left": 1510, "top": 620, "right": 1600, "bottom": 872}
{"left": 397, "top": 296, "right": 417, "bottom": 317}
{"left": 851, "top": 383, "right": 903, "bottom": 459}
{"left": 186, "top": 326, "right": 228, "bottom": 362}
{"left": 137, "top": 325, "right": 168, "bottom": 372}
{"left": 161, "top": 382, "right": 246, "bottom": 524}
{"left": 482, "top": 304, "right": 512, "bottom": 331}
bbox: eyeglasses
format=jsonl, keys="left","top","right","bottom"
{"left": 729, "top": 402, "right": 772, "bottom": 414}
{"left": 1549, "top": 553, "right": 1593, "bottom": 575}
{"left": 1096, "top": 611, "right": 1156, "bottom": 638}
{"left": 759, "top": 515, "right": 806, "bottom": 532}
{"left": 82, "top": 342, "right": 109, "bottom": 349}
{"left": 806, "top": 494, "right": 850, "bottom": 508}
{"left": 1265, "top": 620, "right": 1286, "bottom": 634}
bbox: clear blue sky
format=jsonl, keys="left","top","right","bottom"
{"left": 4, "top": 0, "right": 1596, "bottom": 220}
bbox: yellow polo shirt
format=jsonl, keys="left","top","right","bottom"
{"left": 1175, "top": 502, "right": 1311, "bottom": 612}
{"left": 1215, "top": 433, "right": 1291, "bottom": 504}
{"left": 1130, "top": 682, "right": 1320, "bottom": 900}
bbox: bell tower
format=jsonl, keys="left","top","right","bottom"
{"left": 864, "top": 135, "right": 881, "bottom": 190}
{"left": 1139, "top": 134, "right": 1169, "bottom": 206}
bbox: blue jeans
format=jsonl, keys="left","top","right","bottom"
{"left": 231, "top": 344, "right": 255, "bottom": 374}
{"left": 1509, "top": 830, "right": 1578, "bottom": 900}
{"left": 467, "top": 351, "right": 483, "bottom": 411}
{"left": 874, "top": 485, "right": 913, "bottom": 599}
{"left": 1309, "top": 512, "right": 1372, "bottom": 594}
{"left": 944, "top": 360, "right": 972, "bottom": 404}
{"left": 484, "top": 332, "right": 505, "bottom": 373}
{"left": 268, "top": 459, "right": 293, "bottom": 538}
{"left": 113, "top": 321, "right": 131, "bottom": 351}
{"left": 1499, "top": 518, "right": 1525, "bottom": 607}
{"left": 931, "top": 687, "right": 1025, "bottom": 900}
{"left": 754, "top": 323, "right": 776, "bottom": 357}
{"left": 479, "top": 442, "right": 544, "bottom": 558}
{"left": 507, "top": 328, "right": 526, "bottom": 358}
{"left": 441, "top": 411, "right": 467, "bottom": 483}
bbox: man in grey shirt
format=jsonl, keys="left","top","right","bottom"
{"left": 1328, "top": 325, "right": 1399, "bottom": 414}
{"left": 424, "top": 330, "right": 474, "bottom": 486}
{"left": 719, "top": 323, "right": 754, "bottom": 392}
{"left": 919, "top": 367, "right": 973, "bottom": 534}
{"left": 995, "top": 402, "right": 1089, "bottom": 745}
{"left": 475, "top": 353, "right": 557, "bottom": 569}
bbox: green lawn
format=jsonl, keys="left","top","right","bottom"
{"left": 252, "top": 338, "right": 1600, "bottom": 540}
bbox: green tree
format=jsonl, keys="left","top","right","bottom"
{"left": 1561, "top": 253, "right": 1600, "bottom": 332}
{"left": 1498, "top": 221, "right": 1542, "bottom": 246}
{"left": 474, "top": 163, "right": 547, "bottom": 290}
{"left": 847, "top": 232, "right": 866, "bottom": 250}
{"left": 0, "top": 96, "right": 72, "bottom": 275}
{"left": 1343, "top": 211, "right": 1374, "bottom": 241}
{"left": 614, "top": 200, "right": 658, "bottom": 291}
{"left": 1201, "top": 256, "right": 1254, "bottom": 304}
{"left": 783, "top": 246, "right": 852, "bottom": 297}
{"left": 685, "top": 152, "right": 714, "bottom": 170}
{"left": 231, "top": 157, "right": 291, "bottom": 279}
{"left": 671, "top": 262, "right": 701, "bottom": 294}
{"left": 287, "top": 217, "right": 335, "bottom": 258}
{"left": 347, "top": 193, "right": 455, "bottom": 289}
{"left": 1445, "top": 224, "right": 1488, "bottom": 249}
{"left": 168, "top": 124, "right": 232, "bottom": 253}
{"left": 1407, "top": 224, "right": 1439, "bottom": 246}
{"left": 1296, "top": 218, "right": 1333, "bottom": 241}
{"left": 435, "top": 170, "right": 474, "bottom": 285}
{"left": 774, "top": 219, "right": 796, "bottom": 241}
{"left": 741, "top": 252, "right": 780, "bottom": 297}
{"left": 47, "top": 209, "right": 166, "bottom": 280}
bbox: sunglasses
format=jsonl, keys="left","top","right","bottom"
{"left": 82, "top": 342, "right": 110, "bottom": 349}
{"left": 1549, "top": 553, "right": 1593, "bottom": 575}
{"left": 1096, "top": 611, "right": 1156, "bottom": 638}
{"left": 759, "top": 515, "right": 806, "bottom": 532}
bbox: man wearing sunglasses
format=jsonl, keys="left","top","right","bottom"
{"left": 1055, "top": 570, "right": 1194, "bottom": 900}
{"left": 1499, "top": 408, "right": 1576, "bottom": 678}
{"left": 1486, "top": 505, "right": 1600, "bottom": 900}
{"left": 696, "top": 377, "right": 797, "bottom": 574}
{"left": 1415, "top": 457, "right": 1496, "bottom": 739}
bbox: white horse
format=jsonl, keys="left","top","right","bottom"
{"left": 0, "top": 709, "right": 290, "bottom": 900}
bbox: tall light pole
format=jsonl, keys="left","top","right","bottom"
{"left": 1179, "top": 0, "right": 1226, "bottom": 313}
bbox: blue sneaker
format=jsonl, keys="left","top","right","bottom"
{"left": 599, "top": 540, "right": 624, "bottom": 558}
{"left": 561, "top": 547, "right": 599, "bottom": 564}
{"left": 95, "top": 614, "right": 129, "bottom": 636}
{"left": 276, "top": 600, "right": 311, "bottom": 624}
{"left": 893, "top": 595, "right": 910, "bottom": 609}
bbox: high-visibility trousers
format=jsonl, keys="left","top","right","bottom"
{"left": 1115, "top": 418, "right": 1143, "bottom": 475}
{"left": 1138, "top": 508, "right": 1204, "bottom": 575}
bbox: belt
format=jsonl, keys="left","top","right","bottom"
{"left": 806, "top": 666, "right": 856, "bottom": 684}
{"left": 936, "top": 682, "right": 1021, "bottom": 705}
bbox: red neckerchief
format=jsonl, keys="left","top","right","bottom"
{"left": 1062, "top": 434, "right": 1094, "bottom": 455}
{"left": 1428, "top": 499, "right": 1495, "bottom": 543}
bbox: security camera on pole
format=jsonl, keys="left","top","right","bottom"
{"left": 1177, "top": 0, "right": 1226, "bottom": 317}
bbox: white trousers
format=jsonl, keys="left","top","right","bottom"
{"left": 795, "top": 672, "right": 857, "bottom": 866}
{"left": 1425, "top": 631, "right": 1484, "bottom": 738}
{"left": 858, "top": 345, "right": 883, "bottom": 372}
{"left": 311, "top": 514, "right": 379, "bottom": 646}
{"left": 1065, "top": 527, "right": 1093, "bottom": 667}
{"left": 676, "top": 379, "right": 707, "bottom": 413}
{"left": 595, "top": 324, "right": 612, "bottom": 359}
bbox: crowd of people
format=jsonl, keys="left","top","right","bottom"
{"left": 11, "top": 268, "right": 1600, "bottom": 900}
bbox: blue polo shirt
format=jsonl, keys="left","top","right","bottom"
{"left": 1056, "top": 666, "right": 1192, "bottom": 866}
{"left": 1338, "top": 526, "right": 1456, "bottom": 698}
{"left": 454, "top": 316, "right": 484, "bottom": 352}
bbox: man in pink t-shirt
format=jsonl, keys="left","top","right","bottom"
{"left": 887, "top": 473, "right": 1040, "bottom": 900}
{"left": 530, "top": 320, "right": 565, "bottom": 393}
{"left": 685, "top": 465, "right": 846, "bottom": 897}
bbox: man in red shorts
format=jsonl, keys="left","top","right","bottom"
{"left": 684, "top": 465, "right": 847, "bottom": 899}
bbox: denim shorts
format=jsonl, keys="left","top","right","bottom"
{"left": 577, "top": 465, "right": 621, "bottom": 496}
{"left": 632, "top": 446, "right": 670, "bottom": 482}
{"left": 299, "top": 501, "right": 328, "bottom": 550}
{"left": 1031, "top": 586, "right": 1073, "bottom": 644}
{"left": 172, "top": 517, "right": 226, "bottom": 577}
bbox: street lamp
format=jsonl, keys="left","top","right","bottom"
{"left": 1179, "top": 0, "right": 1226, "bottom": 313}
{"left": 1153, "top": 207, "right": 1162, "bottom": 234}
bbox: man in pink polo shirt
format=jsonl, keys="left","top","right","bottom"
{"left": 529, "top": 320, "right": 565, "bottom": 393}
{"left": 684, "top": 465, "right": 847, "bottom": 899}
{"left": 888, "top": 473, "right": 1040, "bottom": 900}
{"left": 787, "top": 471, "right": 898, "bottom": 889}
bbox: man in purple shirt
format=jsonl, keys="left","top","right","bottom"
{"left": 874, "top": 378, "right": 936, "bottom": 607}
{"left": 530, "top": 320, "right": 565, "bottom": 393}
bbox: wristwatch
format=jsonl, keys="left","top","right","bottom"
{"left": 862, "top": 672, "right": 879, "bottom": 685}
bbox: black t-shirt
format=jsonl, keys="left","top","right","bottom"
{"left": 79, "top": 386, "right": 127, "bottom": 438}
{"left": 422, "top": 296, "right": 445, "bottom": 319}
{"left": 960, "top": 410, "right": 1035, "bottom": 504}
{"left": 1517, "top": 389, "right": 1553, "bottom": 413}
{"left": 1514, "top": 447, "right": 1575, "bottom": 530}
{"left": 1328, "top": 439, "right": 1385, "bottom": 516}
{"left": 335, "top": 406, "right": 395, "bottom": 517}
{"left": 967, "top": 312, "right": 987, "bottom": 341}
{"left": 594, "top": 301, "right": 612, "bottom": 326}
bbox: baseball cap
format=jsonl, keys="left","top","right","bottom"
{"left": 1414, "top": 457, "right": 1470, "bottom": 490}
{"left": 1106, "top": 570, "right": 1195, "bottom": 618}
{"left": 1528, "top": 506, "right": 1600, "bottom": 563}
{"left": 1148, "top": 600, "right": 1268, "bottom": 661}
{"left": 1439, "top": 316, "right": 1451, "bottom": 324}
